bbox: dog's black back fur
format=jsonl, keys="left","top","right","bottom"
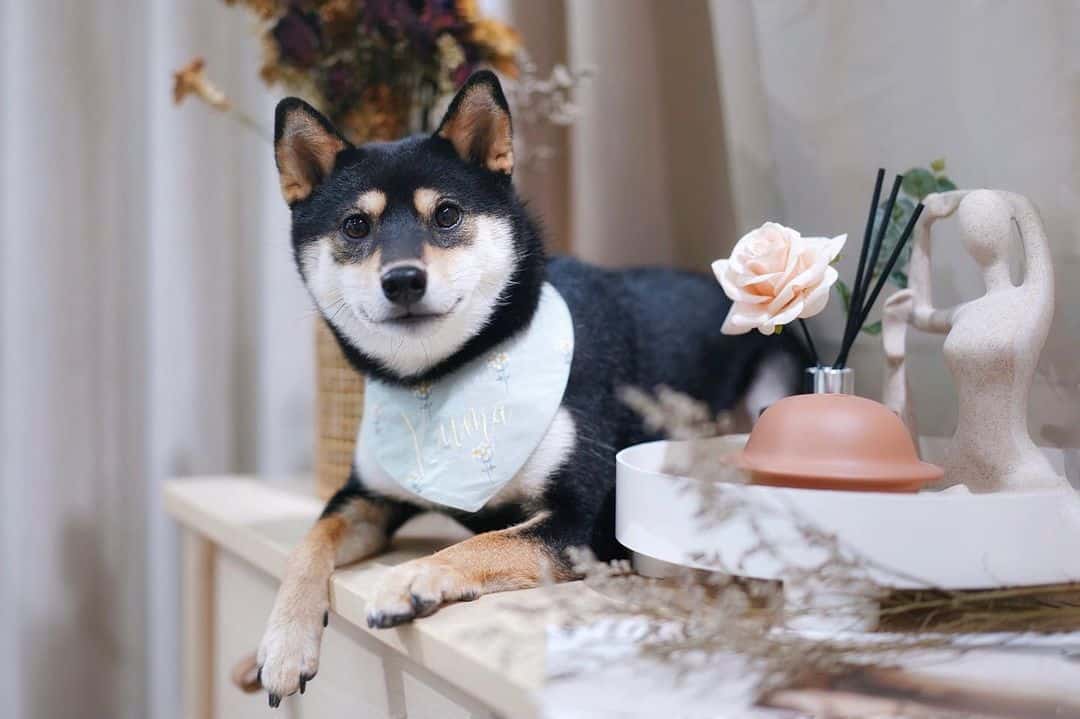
{"left": 516, "top": 257, "right": 802, "bottom": 558}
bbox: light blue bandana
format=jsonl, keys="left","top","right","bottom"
{"left": 358, "top": 283, "right": 575, "bottom": 512}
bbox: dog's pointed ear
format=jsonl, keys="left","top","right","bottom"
{"left": 274, "top": 98, "right": 352, "bottom": 205}
{"left": 435, "top": 71, "right": 514, "bottom": 175}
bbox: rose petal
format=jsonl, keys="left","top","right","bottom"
{"left": 721, "top": 301, "right": 766, "bottom": 334}
{"left": 728, "top": 226, "right": 764, "bottom": 265}
{"left": 711, "top": 258, "right": 728, "bottom": 283}
{"left": 732, "top": 269, "right": 783, "bottom": 286}
{"left": 823, "top": 233, "right": 847, "bottom": 262}
{"left": 732, "top": 300, "right": 775, "bottom": 329}
{"left": 766, "top": 281, "right": 799, "bottom": 315}
{"left": 799, "top": 265, "right": 839, "bottom": 318}
{"left": 770, "top": 296, "right": 804, "bottom": 327}
{"left": 727, "top": 250, "right": 749, "bottom": 276}
{"left": 784, "top": 249, "right": 830, "bottom": 295}
{"left": 746, "top": 223, "right": 794, "bottom": 273}
{"left": 719, "top": 267, "right": 771, "bottom": 304}
{"left": 721, "top": 314, "right": 751, "bottom": 334}
{"left": 772, "top": 233, "right": 804, "bottom": 289}
{"left": 761, "top": 221, "right": 801, "bottom": 242}
{"left": 800, "top": 233, "right": 846, "bottom": 262}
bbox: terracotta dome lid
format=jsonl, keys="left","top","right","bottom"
{"left": 727, "top": 393, "right": 943, "bottom": 493}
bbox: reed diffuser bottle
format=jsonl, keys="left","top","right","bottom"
{"left": 813, "top": 170, "right": 925, "bottom": 394}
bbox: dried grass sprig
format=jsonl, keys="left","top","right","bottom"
{"left": 519, "top": 386, "right": 1080, "bottom": 713}
{"left": 616, "top": 385, "right": 732, "bottom": 441}
{"left": 881, "top": 584, "right": 1080, "bottom": 633}
{"left": 502, "top": 54, "right": 591, "bottom": 169}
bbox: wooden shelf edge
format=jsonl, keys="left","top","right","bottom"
{"left": 163, "top": 476, "right": 557, "bottom": 718}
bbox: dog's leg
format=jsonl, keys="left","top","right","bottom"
{"left": 254, "top": 482, "right": 412, "bottom": 705}
{"left": 366, "top": 512, "right": 574, "bottom": 628}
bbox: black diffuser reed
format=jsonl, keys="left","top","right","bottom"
{"left": 832, "top": 169, "right": 925, "bottom": 369}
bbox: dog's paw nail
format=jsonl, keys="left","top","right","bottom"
{"left": 409, "top": 593, "right": 438, "bottom": 615}
{"left": 367, "top": 611, "right": 411, "bottom": 629}
{"left": 323, "top": 610, "right": 329, "bottom": 627}
{"left": 269, "top": 693, "right": 281, "bottom": 708}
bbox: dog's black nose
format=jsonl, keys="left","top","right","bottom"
{"left": 381, "top": 265, "right": 427, "bottom": 305}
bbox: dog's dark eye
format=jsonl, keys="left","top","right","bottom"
{"left": 341, "top": 214, "right": 370, "bottom": 240}
{"left": 434, "top": 202, "right": 462, "bottom": 229}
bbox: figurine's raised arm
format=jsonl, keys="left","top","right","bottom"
{"left": 1000, "top": 192, "right": 1055, "bottom": 309}
{"left": 908, "top": 190, "right": 969, "bottom": 333}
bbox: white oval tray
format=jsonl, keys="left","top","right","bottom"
{"left": 616, "top": 436, "right": 1080, "bottom": 589}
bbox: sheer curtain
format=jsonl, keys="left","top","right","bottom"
{"left": 561, "top": 0, "right": 738, "bottom": 271}
{"left": 1, "top": 1, "right": 310, "bottom": 717}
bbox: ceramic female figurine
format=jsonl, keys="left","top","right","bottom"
{"left": 883, "top": 189, "right": 1066, "bottom": 492}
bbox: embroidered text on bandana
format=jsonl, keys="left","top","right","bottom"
{"left": 357, "top": 283, "right": 575, "bottom": 511}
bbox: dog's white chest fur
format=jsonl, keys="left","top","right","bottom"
{"left": 356, "top": 407, "right": 576, "bottom": 510}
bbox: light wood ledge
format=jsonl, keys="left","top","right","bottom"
{"left": 165, "top": 476, "right": 590, "bottom": 719}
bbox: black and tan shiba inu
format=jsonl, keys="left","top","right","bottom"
{"left": 250, "top": 71, "right": 800, "bottom": 705}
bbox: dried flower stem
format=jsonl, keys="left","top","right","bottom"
{"left": 173, "top": 56, "right": 272, "bottom": 143}
{"left": 226, "top": 107, "right": 273, "bottom": 144}
{"left": 525, "top": 386, "right": 1080, "bottom": 711}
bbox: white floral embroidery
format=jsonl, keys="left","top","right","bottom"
{"left": 412, "top": 381, "right": 433, "bottom": 418}
{"left": 487, "top": 351, "right": 510, "bottom": 390}
{"left": 471, "top": 440, "right": 496, "bottom": 480}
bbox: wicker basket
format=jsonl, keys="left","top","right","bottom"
{"left": 314, "top": 320, "right": 365, "bottom": 500}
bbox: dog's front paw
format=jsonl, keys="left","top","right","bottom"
{"left": 256, "top": 607, "right": 328, "bottom": 707}
{"left": 367, "top": 559, "right": 480, "bottom": 628}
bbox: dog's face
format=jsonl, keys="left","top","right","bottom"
{"left": 274, "top": 72, "right": 523, "bottom": 379}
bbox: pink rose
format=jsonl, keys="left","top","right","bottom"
{"left": 713, "top": 222, "right": 846, "bottom": 335}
